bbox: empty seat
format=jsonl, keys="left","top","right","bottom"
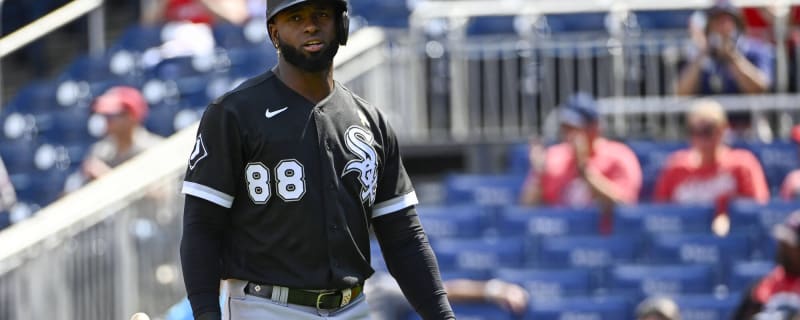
{"left": 443, "top": 174, "right": 525, "bottom": 206}
{"left": 494, "top": 268, "right": 593, "bottom": 298}
{"left": 45, "top": 108, "right": 96, "bottom": 145}
{"left": 225, "top": 46, "right": 277, "bottom": 79}
{"left": 466, "top": 16, "right": 517, "bottom": 36}
{"left": 610, "top": 264, "right": 714, "bottom": 296}
{"left": 729, "top": 199, "right": 800, "bottom": 235}
{"left": 417, "top": 205, "right": 486, "bottom": 238}
{"left": 728, "top": 260, "right": 774, "bottom": 291}
{"left": 0, "top": 212, "right": 9, "bottom": 230}
{"left": 532, "top": 234, "right": 640, "bottom": 268}
{"left": 614, "top": 203, "right": 714, "bottom": 234}
{"left": 527, "top": 295, "right": 632, "bottom": 320}
{"left": 647, "top": 233, "right": 751, "bottom": 265}
{"left": 500, "top": 206, "right": 599, "bottom": 237}
{"left": 0, "top": 140, "right": 37, "bottom": 173}
{"left": 744, "top": 142, "right": 800, "bottom": 192}
{"left": 440, "top": 269, "right": 491, "bottom": 281}
{"left": 113, "top": 25, "right": 164, "bottom": 51}
{"left": 674, "top": 293, "right": 740, "bottom": 320}
{"left": 433, "top": 237, "right": 524, "bottom": 271}
{"left": 5, "top": 81, "right": 62, "bottom": 114}
{"left": 632, "top": 10, "right": 694, "bottom": 31}
{"left": 145, "top": 105, "right": 180, "bottom": 137}
{"left": 543, "top": 12, "right": 609, "bottom": 34}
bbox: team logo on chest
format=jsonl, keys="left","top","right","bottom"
{"left": 342, "top": 126, "right": 379, "bottom": 206}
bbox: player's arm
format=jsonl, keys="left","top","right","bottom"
{"left": 180, "top": 197, "right": 226, "bottom": 320}
{"left": 372, "top": 207, "right": 455, "bottom": 320}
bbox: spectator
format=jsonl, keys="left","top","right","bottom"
{"left": 519, "top": 93, "right": 642, "bottom": 210}
{"left": 677, "top": 1, "right": 773, "bottom": 95}
{"left": 142, "top": 0, "right": 251, "bottom": 25}
{"left": 742, "top": 5, "right": 800, "bottom": 44}
{"left": 654, "top": 99, "right": 769, "bottom": 208}
{"left": 635, "top": 296, "right": 681, "bottom": 320}
{"left": 780, "top": 125, "right": 800, "bottom": 201}
{"left": 365, "top": 272, "right": 529, "bottom": 320}
{"left": 64, "top": 86, "right": 163, "bottom": 191}
{"left": 734, "top": 210, "right": 800, "bottom": 319}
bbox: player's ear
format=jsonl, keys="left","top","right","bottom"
{"left": 267, "top": 23, "right": 279, "bottom": 49}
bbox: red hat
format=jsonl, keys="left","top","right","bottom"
{"left": 92, "top": 86, "right": 148, "bottom": 123}
{"left": 792, "top": 125, "right": 800, "bottom": 144}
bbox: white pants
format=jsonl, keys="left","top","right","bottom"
{"left": 221, "top": 279, "right": 371, "bottom": 320}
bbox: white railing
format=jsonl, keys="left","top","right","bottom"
{"left": 0, "top": 0, "right": 106, "bottom": 108}
{"left": 405, "top": 0, "right": 800, "bottom": 142}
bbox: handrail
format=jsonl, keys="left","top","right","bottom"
{"left": 0, "top": 0, "right": 104, "bottom": 58}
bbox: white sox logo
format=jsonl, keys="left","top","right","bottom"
{"left": 342, "top": 126, "right": 378, "bottom": 206}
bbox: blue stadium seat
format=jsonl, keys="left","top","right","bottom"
{"left": 744, "top": 142, "right": 800, "bottom": 193}
{"left": 674, "top": 294, "right": 740, "bottom": 320}
{"left": 5, "top": 81, "right": 62, "bottom": 114}
{"left": 0, "top": 140, "right": 37, "bottom": 173}
{"left": 61, "top": 52, "right": 138, "bottom": 82}
{"left": 499, "top": 206, "right": 599, "bottom": 237}
{"left": 439, "top": 269, "right": 492, "bottom": 281}
{"left": 729, "top": 200, "right": 800, "bottom": 248}
{"left": 145, "top": 105, "right": 180, "bottom": 137}
{"left": 225, "top": 46, "right": 278, "bottom": 79}
{"left": 532, "top": 234, "right": 640, "bottom": 268}
{"left": 728, "top": 260, "right": 774, "bottom": 291}
{"left": 113, "top": 25, "right": 164, "bottom": 51}
{"left": 543, "top": 12, "right": 609, "bottom": 34}
{"left": 494, "top": 268, "right": 593, "bottom": 298}
{"left": 610, "top": 264, "right": 714, "bottom": 297}
{"left": 466, "top": 16, "right": 517, "bottom": 36}
{"left": 507, "top": 143, "right": 530, "bottom": 174}
{"left": 647, "top": 233, "right": 751, "bottom": 266}
{"left": 443, "top": 174, "right": 525, "bottom": 206}
{"left": 407, "top": 303, "right": 514, "bottom": 320}
{"left": 627, "top": 140, "right": 686, "bottom": 200}
{"left": 43, "top": 108, "right": 96, "bottom": 145}
{"left": 351, "top": 0, "right": 410, "bottom": 28}
{"left": 632, "top": 10, "right": 694, "bottom": 31}
{"left": 433, "top": 237, "right": 524, "bottom": 271}
{"left": 11, "top": 170, "right": 66, "bottom": 206}
{"left": 527, "top": 295, "right": 632, "bottom": 320}
{"left": 614, "top": 203, "right": 714, "bottom": 234}
{"left": 417, "top": 205, "right": 486, "bottom": 238}
{"left": 148, "top": 56, "right": 210, "bottom": 80}
{"left": 0, "top": 211, "right": 9, "bottom": 230}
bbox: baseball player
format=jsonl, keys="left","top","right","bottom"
{"left": 179, "top": 0, "right": 455, "bottom": 319}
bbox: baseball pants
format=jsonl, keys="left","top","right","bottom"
{"left": 221, "top": 279, "right": 371, "bottom": 320}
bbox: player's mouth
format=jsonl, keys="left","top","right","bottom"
{"left": 303, "top": 40, "right": 325, "bottom": 53}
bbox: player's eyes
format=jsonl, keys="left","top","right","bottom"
{"left": 290, "top": 15, "right": 302, "bottom": 22}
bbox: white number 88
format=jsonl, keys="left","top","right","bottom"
{"left": 245, "top": 160, "right": 306, "bottom": 204}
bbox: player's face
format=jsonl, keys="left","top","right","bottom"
{"left": 778, "top": 241, "right": 800, "bottom": 276}
{"left": 270, "top": 2, "right": 339, "bottom": 72}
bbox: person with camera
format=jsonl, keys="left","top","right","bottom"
{"left": 676, "top": 1, "right": 773, "bottom": 95}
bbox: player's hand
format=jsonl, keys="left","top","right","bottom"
{"left": 82, "top": 157, "right": 112, "bottom": 179}
{"left": 485, "top": 280, "right": 529, "bottom": 315}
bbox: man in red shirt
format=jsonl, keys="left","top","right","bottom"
{"left": 520, "top": 93, "right": 642, "bottom": 210}
{"left": 654, "top": 99, "right": 769, "bottom": 207}
{"left": 734, "top": 210, "right": 800, "bottom": 319}
{"left": 780, "top": 125, "right": 800, "bottom": 201}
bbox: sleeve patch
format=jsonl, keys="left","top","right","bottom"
{"left": 188, "top": 134, "right": 208, "bottom": 170}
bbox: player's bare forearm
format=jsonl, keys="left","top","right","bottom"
{"left": 180, "top": 196, "right": 227, "bottom": 318}
{"left": 373, "top": 207, "right": 455, "bottom": 319}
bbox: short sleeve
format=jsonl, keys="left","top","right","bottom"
{"left": 181, "top": 103, "right": 244, "bottom": 208}
{"left": 371, "top": 119, "right": 417, "bottom": 219}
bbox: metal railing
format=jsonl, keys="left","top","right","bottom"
{"left": 0, "top": 0, "right": 106, "bottom": 108}
{"left": 398, "top": 0, "right": 800, "bottom": 142}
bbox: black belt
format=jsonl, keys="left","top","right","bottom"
{"left": 244, "top": 282, "right": 363, "bottom": 310}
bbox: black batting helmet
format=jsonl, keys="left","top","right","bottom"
{"left": 267, "top": 0, "right": 350, "bottom": 45}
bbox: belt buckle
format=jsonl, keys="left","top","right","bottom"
{"left": 316, "top": 291, "right": 336, "bottom": 310}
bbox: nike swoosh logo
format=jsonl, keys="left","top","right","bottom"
{"left": 265, "top": 107, "right": 288, "bottom": 119}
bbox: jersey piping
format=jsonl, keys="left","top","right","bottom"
{"left": 182, "top": 181, "right": 235, "bottom": 208}
{"left": 372, "top": 191, "right": 418, "bottom": 218}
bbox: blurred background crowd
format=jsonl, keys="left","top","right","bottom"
{"left": 4, "top": 0, "right": 800, "bottom": 319}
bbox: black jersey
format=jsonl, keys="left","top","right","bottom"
{"left": 181, "top": 70, "right": 417, "bottom": 290}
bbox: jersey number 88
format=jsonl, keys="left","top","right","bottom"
{"left": 245, "top": 160, "right": 306, "bottom": 204}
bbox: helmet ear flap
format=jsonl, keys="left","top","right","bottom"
{"left": 338, "top": 10, "right": 349, "bottom": 45}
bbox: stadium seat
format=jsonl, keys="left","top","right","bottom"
{"left": 113, "top": 25, "right": 164, "bottom": 51}
{"left": 61, "top": 52, "right": 139, "bottom": 82}
{"left": 145, "top": 105, "right": 181, "bottom": 137}
{"left": 0, "top": 140, "right": 37, "bottom": 174}
{"left": 494, "top": 268, "right": 593, "bottom": 298}
{"left": 613, "top": 203, "right": 714, "bottom": 234}
{"left": 466, "top": 16, "right": 517, "bottom": 36}
{"left": 43, "top": 108, "right": 96, "bottom": 145}
{"left": 631, "top": 10, "right": 694, "bottom": 31}
{"left": 499, "top": 206, "right": 599, "bottom": 237}
{"left": 744, "top": 141, "right": 800, "bottom": 193}
{"left": 5, "top": 81, "right": 62, "bottom": 114}
{"left": 11, "top": 171, "right": 66, "bottom": 206}
{"left": 627, "top": 140, "right": 686, "bottom": 200}
{"left": 646, "top": 233, "right": 751, "bottom": 266}
{"left": 674, "top": 293, "right": 740, "bottom": 320}
{"left": 225, "top": 46, "right": 278, "bottom": 79}
{"left": 439, "top": 269, "right": 492, "bottom": 281}
{"left": 610, "top": 264, "right": 714, "bottom": 297}
{"left": 531, "top": 234, "right": 640, "bottom": 268}
{"left": 432, "top": 237, "right": 524, "bottom": 271}
{"left": 407, "top": 303, "right": 514, "bottom": 320}
{"left": 543, "top": 12, "right": 610, "bottom": 34}
{"left": 443, "top": 174, "right": 525, "bottom": 206}
{"left": 0, "top": 211, "right": 9, "bottom": 230}
{"left": 728, "top": 260, "right": 774, "bottom": 291}
{"left": 527, "top": 295, "right": 632, "bottom": 320}
{"left": 729, "top": 199, "right": 800, "bottom": 252}
{"left": 417, "top": 205, "right": 487, "bottom": 238}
